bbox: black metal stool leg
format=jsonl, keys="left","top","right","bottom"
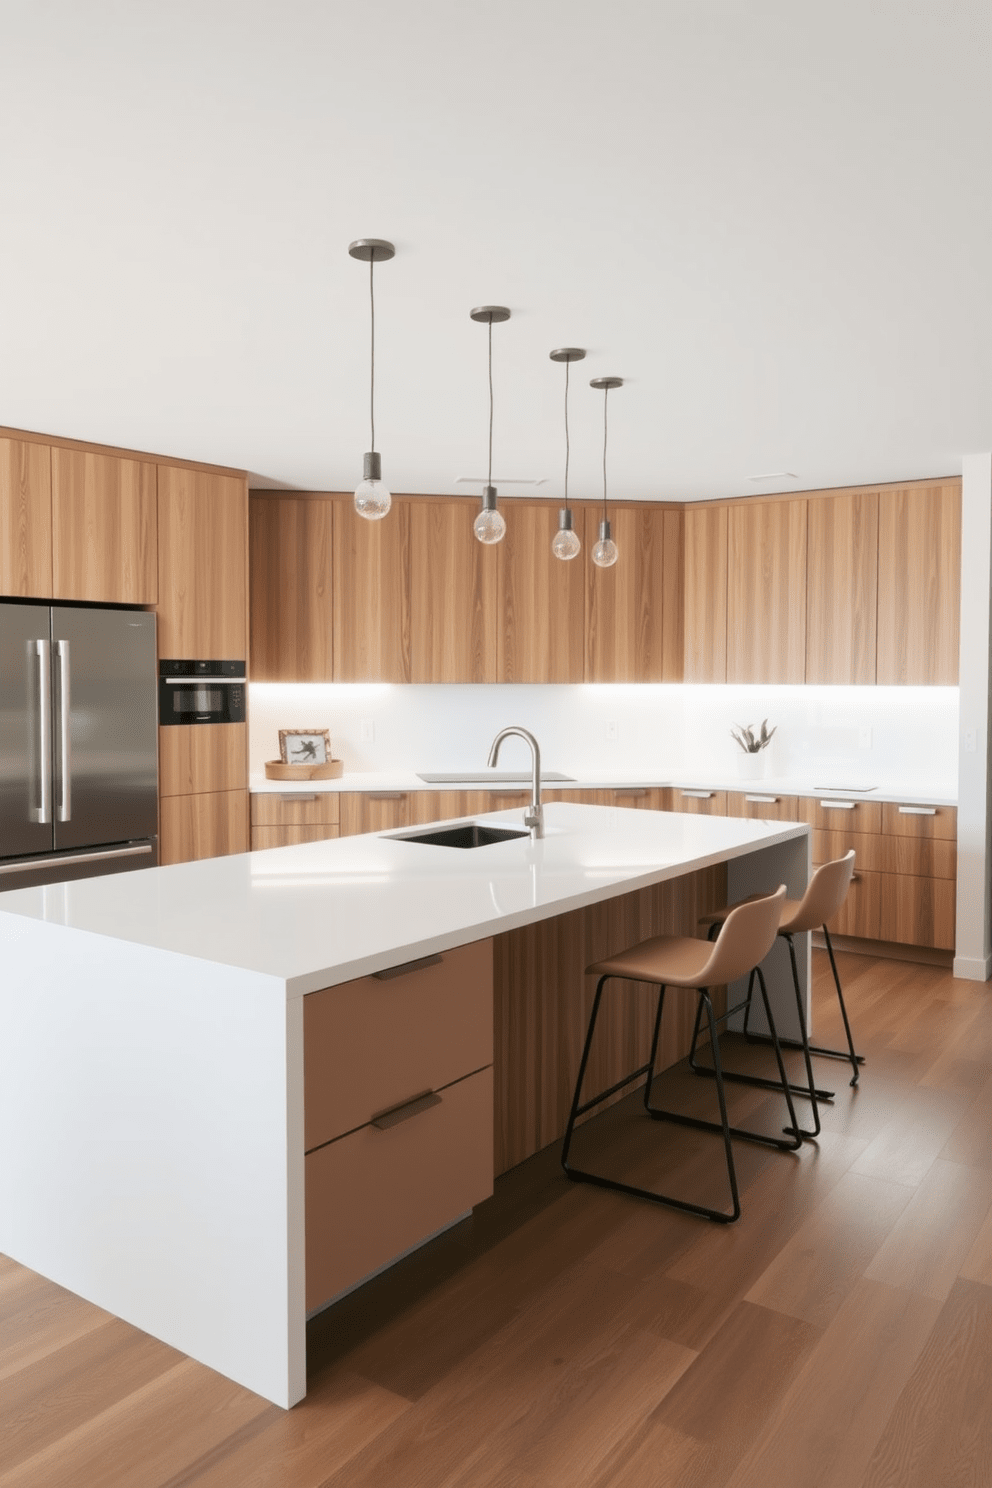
{"left": 816, "top": 925, "right": 864, "bottom": 1085}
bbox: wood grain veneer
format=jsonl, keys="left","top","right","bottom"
{"left": 410, "top": 499, "right": 497, "bottom": 682}
{"left": 159, "top": 789, "right": 248, "bottom": 864}
{"left": 813, "top": 827, "right": 957, "bottom": 879}
{"left": 157, "top": 466, "right": 248, "bottom": 659}
{"left": 674, "top": 789, "right": 729, "bottom": 815}
{"left": 881, "top": 802, "right": 957, "bottom": 840}
{"left": 51, "top": 448, "right": 157, "bottom": 604}
{"left": 683, "top": 503, "right": 728, "bottom": 681}
{"left": 584, "top": 505, "right": 673, "bottom": 681}
{"left": 249, "top": 495, "right": 333, "bottom": 681}
{"left": 806, "top": 489, "right": 878, "bottom": 684}
{"left": 726, "top": 792, "right": 801, "bottom": 822}
{"left": 727, "top": 498, "right": 807, "bottom": 683}
{"left": 497, "top": 502, "right": 585, "bottom": 682}
{"left": 332, "top": 498, "right": 411, "bottom": 682}
{"left": 250, "top": 823, "right": 340, "bottom": 850}
{"left": 0, "top": 437, "right": 52, "bottom": 597}
{"left": 879, "top": 872, "right": 956, "bottom": 950}
{"left": 159, "top": 723, "right": 247, "bottom": 797}
{"left": 876, "top": 481, "right": 961, "bottom": 685}
{"left": 251, "top": 792, "right": 340, "bottom": 827}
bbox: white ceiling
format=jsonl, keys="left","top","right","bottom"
{"left": 1, "top": 1, "right": 990, "bottom": 502}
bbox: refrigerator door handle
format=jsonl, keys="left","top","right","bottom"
{"left": 33, "top": 639, "right": 52, "bottom": 825}
{"left": 55, "top": 639, "right": 71, "bottom": 823}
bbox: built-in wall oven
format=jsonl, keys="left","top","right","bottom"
{"left": 158, "top": 660, "right": 246, "bottom": 726}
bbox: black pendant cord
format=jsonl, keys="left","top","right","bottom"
{"left": 563, "top": 357, "right": 571, "bottom": 510}
{"left": 369, "top": 256, "right": 376, "bottom": 455}
{"left": 488, "top": 316, "right": 494, "bottom": 488}
{"left": 602, "top": 385, "right": 609, "bottom": 523}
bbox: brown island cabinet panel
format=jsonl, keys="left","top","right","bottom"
{"left": 0, "top": 436, "right": 52, "bottom": 597}
{"left": 249, "top": 495, "right": 333, "bottom": 681}
{"left": 52, "top": 447, "right": 157, "bottom": 605}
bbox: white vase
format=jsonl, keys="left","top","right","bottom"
{"left": 736, "top": 752, "right": 765, "bottom": 780}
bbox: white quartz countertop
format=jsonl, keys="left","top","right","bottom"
{"left": 0, "top": 804, "right": 808, "bottom": 998}
{"left": 249, "top": 769, "right": 956, "bottom": 808}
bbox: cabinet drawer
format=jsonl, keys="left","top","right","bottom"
{"left": 798, "top": 798, "right": 882, "bottom": 833}
{"left": 675, "top": 789, "right": 728, "bottom": 815}
{"left": 305, "top": 1064, "right": 493, "bottom": 1312}
{"left": 726, "top": 792, "right": 800, "bottom": 822}
{"left": 812, "top": 829, "right": 956, "bottom": 880}
{"left": 879, "top": 873, "right": 956, "bottom": 951}
{"left": 881, "top": 803, "right": 957, "bottom": 840}
{"left": 304, "top": 938, "right": 493, "bottom": 1151}
{"left": 826, "top": 868, "right": 881, "bottom": 939}
{"left": 250, "top": 823, "right": 340, "bottom": 851}
{"left": 338, "top": 792, "right": 413, "bottom": 837}
{"left": 250, "top": 792, "right": 340, "bottom": 828}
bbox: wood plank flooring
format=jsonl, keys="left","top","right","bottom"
{"left": 5, "top": 950, "right": 992, "bottom": 1486}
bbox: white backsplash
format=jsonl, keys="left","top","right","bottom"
{"left": 249, "top": 682, "right": 959, "bottom": 795}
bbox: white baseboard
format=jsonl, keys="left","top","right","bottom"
{"left": 952, "top": 953, "right": 992, "bottom": 982}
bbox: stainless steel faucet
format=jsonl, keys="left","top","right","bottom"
{"left": 488, "top": 726, "right": 543, "bottom": 838}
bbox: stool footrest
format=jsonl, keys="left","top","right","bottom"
{"left": 645, "top": 1101, "right": 802, "bottom": 1152}
{"left": 573, "top": 1063, "right": 653, "bottom": 1121}
{"left": 690, "top": 1057, "right": 835, "bottom": 1104}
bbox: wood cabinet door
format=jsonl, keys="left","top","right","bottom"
{"left": 496, "top": 503, "right": 585, "bottom": 682}
{"left": 157, "top": 466, "right": 248, "bottom": 658}
{"left": 52, "top": 448, "right": 157, "bottom": 604}
{"left": 338, "top": 792, "right": 414, "bottom": 837}
{"left": 683, "top": 504, "right": 727, "bottom": 681}
{"left": 332, "top": 498, "right": 411, "bottom": 681}
{"left": 159, "top": 723, "right": 248, "bottom": 797}
{"left": 159, "top": 789, "right": 248, "bottom": 864}
{"left": 0, "top": 437, "right": 52, "bottom": 597}
{"left": 876, "top": 481, "right": 961, "bottom": 685}
{"left": 806, "top": 491, "right": 878, "bottom": 684}
{"left": 727, "top": 498, "right": 807, "bottom": 683}
{"left": 584, "top": 505, "right": 683, "bottom": 681}
{"left": 249, "top": 495, "right": 333, "bottom": 681}
{"left": 410, "top": 499, "right": 497, "bottom": 682}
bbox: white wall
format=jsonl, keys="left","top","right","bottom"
{"left": 249, "top": 682, "right": 958, "bottom": 793}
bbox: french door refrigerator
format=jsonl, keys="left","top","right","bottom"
{"left": 0, "top": 602, "right": 158, "bottom": 892}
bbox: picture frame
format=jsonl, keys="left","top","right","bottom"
{"left": 278, "top": 728, "right": 331, "bottom": 766}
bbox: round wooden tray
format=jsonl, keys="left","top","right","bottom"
{"left": 264, "top": 759, "right": 343, "bottom": 781}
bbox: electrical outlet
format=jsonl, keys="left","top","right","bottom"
{"left": 965, "top": 728, "right": 977, "bottom": 753}
{"left": 606, "top": 720, "right": 618, "bottom": 743}
{"left": 857, "top": 726, "right": 872, "bottom": 749}
{"left": 360, "top": 719, "right": 375, "bottom": 743}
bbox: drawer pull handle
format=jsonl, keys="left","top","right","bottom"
{"left": 369, "top": 792, "right": 405, "bottom": 800}
{"left": 490, "top": 789, "right": 528, "bottom": 797}
{"left": 745, "top": 794, "right": 778, "bottom": 803}
{"left": 822, "top": 802, "right": 855, "bottom": 810}
{"left": 277, "top": 792, "right": 318, "bottom": 802}
{"left": 615, "top": 789, "right": 647, "bottom": 798}
{"left": 898, "top": 806, "right": 937, "bottom": 816}
{"left": 682, "top": 791, "right": 713, "bottom": 799}
{"left": 371, "top": 1089, "right": 442, "bottom": 1130}
{"left": 373, "top": 953, "right": 443, "bottom": 980}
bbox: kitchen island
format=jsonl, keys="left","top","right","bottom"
{"left": 0, "top": 802, "right": 809, "bottom": 1408}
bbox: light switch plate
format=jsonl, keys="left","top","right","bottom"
{"left": 360, "top": 720, "right": 375, "bottom": 743}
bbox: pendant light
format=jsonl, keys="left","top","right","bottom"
{"left": 470, "top": 305, "right": 510, "bottom": 544}
{"left": 348, "top": 238, "right": 395, "bottom": 520}
{"left": 589, "top": 376, "right": 622, "bottom": 567}
{"left": 549, "top": 348, "right": 585, "bottom": 560}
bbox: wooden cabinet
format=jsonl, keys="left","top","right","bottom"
{"left": 876, "top": 481, "right": 961, "bottom": 685}
{"left": 51, "top": 448, "right": 157, "bottom": 604}
{"left": 160, "top": 724, "right": 247, "bottom": 798}
{"left": 584, "top": 505, "right": 683, "bottom": 681}
{"left": 727, "top": 498, "right": 807, "bottom": 683}
{"left": 0, "top": 436, "right": 52, "bottom": 596}
{"left": 683, "top": 504, "right": 728, "bottom": 682}
{"left": 250, "top": 790, "right": 340, "bottom": 850}
{"left": 497, "top": 502, "right": 585, "bottom": 683}
{"left": 339, "top": 791, "right": 415, "bottom": 837}
{"left": 157, "top": 466, "right": 248, "bottom": 659}
{"left": 159, "top": 789, "right": 249, "bottom": 865}
{"left": 673, "top": 788, "right": 729, "bottom": 815}
{"left": 806, "top": 491, "right": 878, "bottom": 685}
{"left": 304, "top": 939, "right": 493, "bottom": 1310}
{"left": 726, "top": 791, "right": 800, "bottom": 822}
{"left": 410, "top": 499, "right": 498, "bottom": 682}
{"left": 332, "top": 498, "right": 411, "bottom": 682}
{"left": 249, "top": 495, "right": 333, "bottom": 681}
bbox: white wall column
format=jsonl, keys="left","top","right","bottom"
{"left": 954, "top": 453, "right": 992, "bottom": 980}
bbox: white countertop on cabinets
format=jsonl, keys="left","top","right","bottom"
{"left": 0, "top": 803, "right": 808, "bottom": 997}
{"left": 249, "top": 769, "right": 957, "bottom": 808}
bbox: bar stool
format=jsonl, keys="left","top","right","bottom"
{"left": 691, "top": 850, "right": 862, "bottom": 1139}
{"left": 561, "top": 885, "right": 800, "bottom": 1225}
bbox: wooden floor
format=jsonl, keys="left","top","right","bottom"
{"left": 5, "top": 949, "right": 992, "bottom": 1486}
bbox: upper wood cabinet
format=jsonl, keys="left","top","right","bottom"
{"left": 876, "top": 481, "right": 961, "bottom": 685}
{"left": 727, "top": 499, "right": 807, "bottom": 684}
{"left": 806, "top": 491, "right": 878, "bottom": 685}
{"left": 497, "top": 502, "right": 585, "bottom": 683}
{"left": 683, "top": 505, "right": 728, "bottom": 682}
{"left": 250, "top": 495, "right": 333, "bottom": 681}
{"left": 0, "top": 437, "right": 52, "bottom": 597}
{"left": 333, "top": 498, "right": 411, "bottom": 682}
{"left": 52, "top": 448, "right": 157, "bottom": 604}
{"left": 584, "top": 505, "right": 683, "bottom": 681}
{"left": 410, "top": 499, "right": 497, "bottom": 683}
{"left": 157, "top": 466, "right": 248, "bottom": 659}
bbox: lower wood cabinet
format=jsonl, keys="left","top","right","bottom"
{"left": 160, "top": 723, "right": 247, "bottom": 797}
{"left": 250, "top": 791, "right": 340, "bottom": 850}
{"left": 303, "top": 939, "right": 494, "bottom": 1312}
{"left": 673, "top": 788, "right": 728, "bottom": 815}
{"left": 159, "top": 790, "right": 249, "bottom": 865}
{"left": 726, "top": 791, "right": 800, "bottom": 822}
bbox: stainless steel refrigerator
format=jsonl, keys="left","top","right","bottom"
{"left": 0, "top": 603, "right": 158, "bottom": 891}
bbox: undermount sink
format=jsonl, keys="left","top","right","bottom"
{"left": 391, "top": 823, "right": 530, "bottom": 849}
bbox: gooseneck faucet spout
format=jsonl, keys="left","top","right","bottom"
{"left": 488, "top": 726, "right": 543, "bottom": 839}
